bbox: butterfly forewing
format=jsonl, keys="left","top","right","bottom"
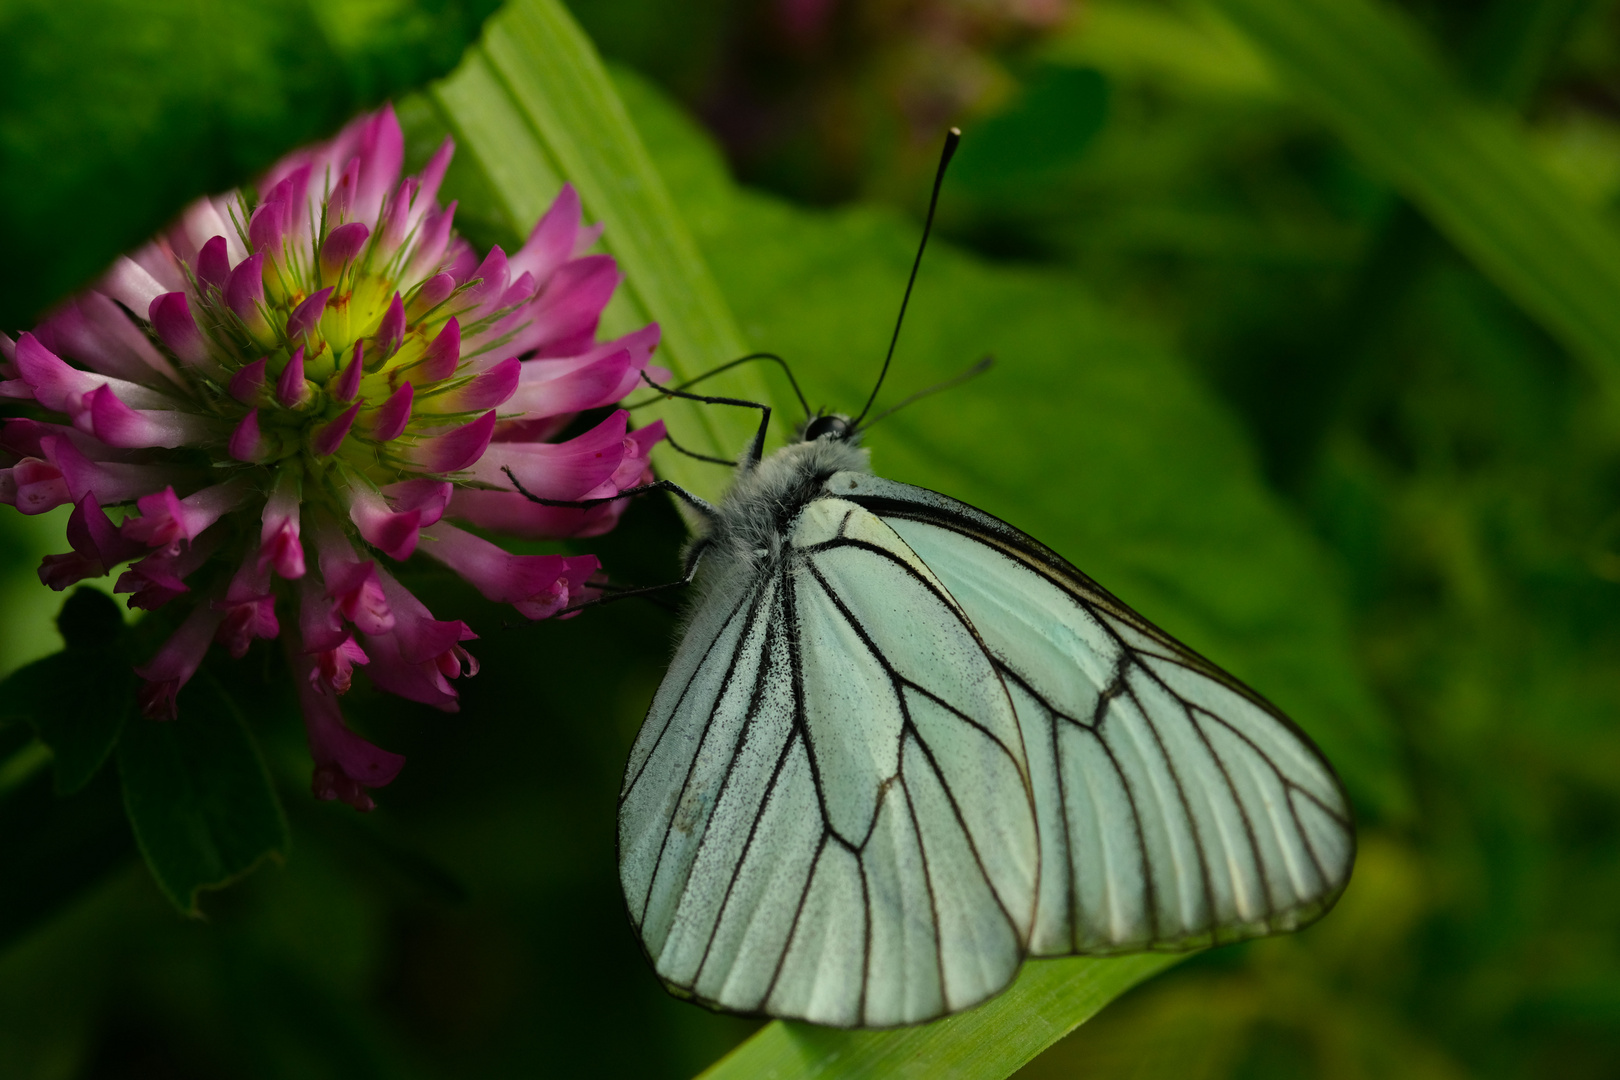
{"left": 834, "top": 472, "right": 1355, "bottom": 958}
{"left": 618, "top": 495, "right": 1039, "bottom": 1027}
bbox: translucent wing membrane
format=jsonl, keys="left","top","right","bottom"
{"left": 619, "top": 498, "right": 1039, "bottom": 1027}
{"left": 834, "top": 472, "right": 1356, "bottom": 958}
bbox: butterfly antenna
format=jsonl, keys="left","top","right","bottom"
{"left": 862, "top": 355, "right": 994, "bottom": 429}
{"left": 626, "top": 352, "right": 811, "bottom": 419}
{"left": 853, "top": 127, "right": 961, "bottom": 429}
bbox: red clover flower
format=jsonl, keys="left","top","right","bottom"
{"left": 0, "top": 106, "right": 666, "bottom": 810}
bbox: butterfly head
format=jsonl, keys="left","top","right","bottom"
{"left": 800, "top": 413, "right": 857, "bottom": 444}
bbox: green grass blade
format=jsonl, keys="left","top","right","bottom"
{"left": 698, "top": 955, "right": 1180, "bottom": 1080}
{"left": 1207, "top": 0, "right": 1620, "bottom": 392}
{"left": 427, "top": 0, "right": 769, "bottom": 498}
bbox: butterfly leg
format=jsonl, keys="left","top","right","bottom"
{"left": 561, "top": 538, "right": 711, "bottom": 614}
{"left": 633, "top": 372, "right": 774, "bottom": 467}
{"left": 503, "top": 468, "right": 717, "bottom": 522}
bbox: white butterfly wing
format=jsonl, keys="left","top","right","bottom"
{"left": 619, "top": 496, "right": 1039, "bottom": 1027}
{"left": 833, "top": 472, "right": 1355, "bottom": 957}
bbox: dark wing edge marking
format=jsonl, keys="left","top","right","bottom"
{"left": 845, "top": 480, "right": 1356, "bottom": 952}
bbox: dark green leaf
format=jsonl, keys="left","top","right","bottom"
{"left": 0, "top": 652, "right": 131, "bottom": 796}
{"left": 117, "top": 671, "right": 289, "bottom": 915}
{"left": 700, "top": 955, "right": 1178, "bottom": 1080}
{"left": 0, "top": 751, "right": 133, "bottom": 951}
{"left": 951, "top": 66, "right": 1111, "bottom": 192}
{"left": 0, "top": 0, "right": 500, "bottom": 327}
{"left": 1206, "top": 0, "right": 1620, "bottom": 393}
{"left": 424, "top": 0, "right": 771, "bottom": 501}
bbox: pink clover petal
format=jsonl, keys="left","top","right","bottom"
{"left": 122, "top": 478, "right": 251, "bottom": 550}
{"left": 379, "top": 177, "right": 419, "bottom": 252}
{"left": 314, "top": 522, "right": 396, "bottom": 634}
{"left": 324, "top": 560, "right": 394, "bottom": 635}
{"left": 410, "top": 139, "right": 454, "bottom": 227}
{"left": 333, "top": 343, "right": 363, "bottom": 402}
{"left": 225, "top": 253, "right": 269, "bottom": 331}
{"left": 507, "top": 255, "right": 620, "bottom": 358}
{"left": 380, "top": 479, "right": 452, "bottom": 527}
{"left": 406, "top": 410, "right": 495, "bottom": 474}
{"left": 148, "top": 292, "right": 215, "bottom": 371}
{"left": 468, "top": 409, "right": 629, "bottom": 498}
{"left": 39, "top": 551, "right": 105, "bottom": 590}
{"left": 229, "top": 358, "right": 268, "bottom": 404}
{"left": 276, "top": 346, "right": 309, "bottom": 409}
{"left": 509, "top": 183, "right": 583, "bottom": 286}
{"left": 505, "top": 347, "right": 632, "bottom": 420}
{"left": 259, "top": 473, "right": 306, "bottom": 579}
{"left": 359, "top": 626, "right": 469, "bottom": 711}
{"left": 319, "top": 221, "right": 371, "bottom": 276}
{"left": 292, "top": 649, "right": 404, "bottom": 812}
{"left": 453, "top": 247, "right": 510, "bottom": 316}
{"left": 14, "top": 333, "right": 174, "bottom": 414}
{"left": 346, "top": 485, "right": 422, "bottom": 560}
{"left": 76, "top": 384, "right": 220, "bottom": 449}
{"left": 370, "top": 382, "right": 413, "bottom": 441}
{"left": 408, "top": 272, "right": 457, "bottom": 320}
{"left": 416, "top": 318, "right": 460, "bottom": 383}
{"left": 348, "top": 105, "right": 405, "bottom": 225}
{"left": 311, "top": 636, "right": 369, "bottom": 695}
{"left": 6, "top": 458, "right": 72, "bottom": 515}
{"left": 213, "top": 546, "right": 279, "bottom": 657}
{"left": 229, "top": 409, "right": 271, "bottom": 462}
{"left": 406, "top": 203, "right": 456, "bottom": 283}
{"left": 214, "top": 593, "right": 280, "bottom": 658}
{"left": 372, "top": 568, "right": 478, "bottom": 667}
{"left": 101, "top": 257, "right": 166, "bottom": 316}
{"left": 43, "top": 293, "right": 184, "bottom": 389}
{"left": 419, "top": 521, "right": 600, "bottom": 619}
{"left": 372, "top": 293, "right": 405, "bottom": 362}
{"left": 134, "top": 599, "right": 226, "bottom": 719}
{"left": 312, "top": 400, "right": 363, "bottom": 457}
{"left": 421, "top": 357, "right": 519, "bottom": 415}
{"left": 607, "top": 420, "right": 666, "bottom": 489}
{"left": 327, "top": 157, "right": 361, "bottom": 224}
{"left": 39, "top": 493, "right": 146, "bottom": 589}
{"left": 40, "top": 435, "right": 194, "bottom": 506}
{"left": 287, "top": 287, "right": 335, "bottom": 343}
{"left": 446, "top": 241, "right": 479, "bottom": 284}
{"left": 196, "top": 235, "right": 232, "bottom": 290}
{"left": 75, "top": 500, "right": 148, "bottom": 568}
{"left": 445, "top": 487, "right": 624, "bottom": 540}
{"left": 248, "top": 196, "right": 288, "bottom": 255}
{"left": 297, "top": 574, "right": 348, "bottom": 653}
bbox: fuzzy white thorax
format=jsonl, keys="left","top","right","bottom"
{"left": 697, "top": 432, "right": 872, "bottom": 574}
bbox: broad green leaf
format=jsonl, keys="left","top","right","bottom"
{"left": 0, "top": 0, "right": 500, "bottom": 328}
{"left": 117, "top": 671, "right": 289, "bottom": 915}
{"left": 1205, "top": 0, "right": 1620, "bottom": 394}
{"left": 0, "top": 654, "right": 130, "bottom": 796}
{"left": 0, "top": 745, "right": 132, "bottom": 952}
{"left": 424, "top": 0, "right": 773, "bottom": 502}
{"left": 0, "top": 590, "right": 133, "bottom": 795}
{"left": 700, "top": 955, "right": 1179, "bottom": 1080}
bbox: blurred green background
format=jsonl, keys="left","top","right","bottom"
{"left": 3, "top": 0, "right": 1620, "bottom": 1076}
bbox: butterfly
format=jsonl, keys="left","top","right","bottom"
{"left": 516, "top": 130, "right": 1355, "bottom": 1028}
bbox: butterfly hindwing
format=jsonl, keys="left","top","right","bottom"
{"left": 619, "top": 495, "right": 1039, "bottom": 1027}
{"left": 835, "top": 471, "right": 1355, "bottom": 957}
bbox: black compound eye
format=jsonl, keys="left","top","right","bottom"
{"left": 803, "top": 415, "right": 851, "bottom": 442}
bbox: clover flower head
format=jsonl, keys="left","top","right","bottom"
{"left": 0, "top": 105, "right": 666, "bottom": 810}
